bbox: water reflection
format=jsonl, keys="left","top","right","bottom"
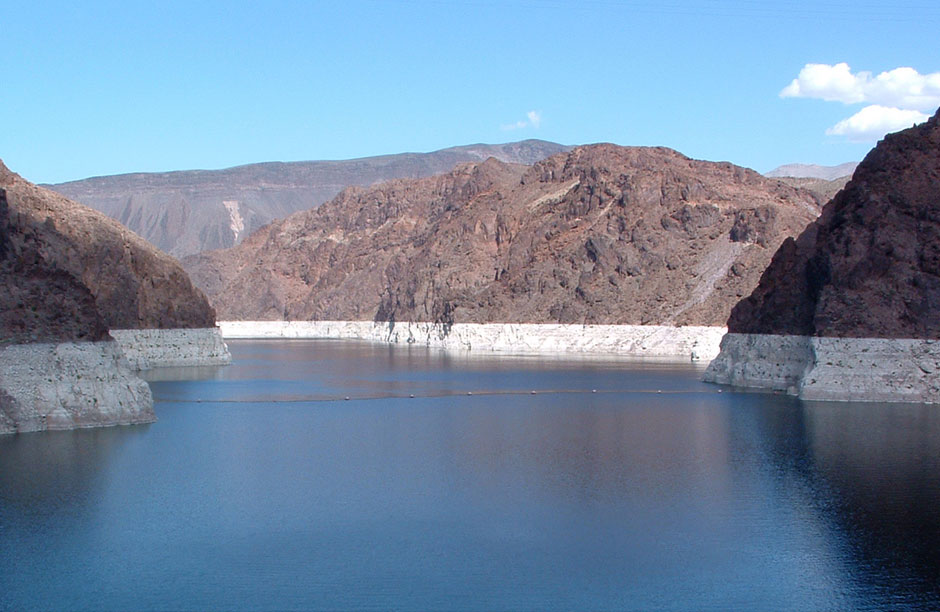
{"left": 139, "top": 364, "right": 227, "bottom": 382}
{"left": 801, "top": 401, "right": 940, "bottom": 605}
{"left": 3, "top": 340, "right": 939, "bottom": 610}
{"left": 0, "top": 425, "right": 147, "bottom": 513}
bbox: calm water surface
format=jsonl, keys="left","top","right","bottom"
{"left": 2, "top": 339, "right": 940, "bottom": 610}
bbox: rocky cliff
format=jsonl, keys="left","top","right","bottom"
{"left": 2, "top": 161, "right": 217, "bottom": 331}
{"left": 772, "top": 176, "right": 851, "bottom": 205}
{"left": 728, "top": 109, "right": 940, "bottom": 339}
{"left": 706, "top": 109, "right": 940, "bottom": 402}
{"left": 48, "top": 140, "right": 569, "bottom": 257}
{"left": 0, "top": 189, "right": 108, "bottom": 345}
{"left": 0, "top": 160, "right": 228, "bottom": 434}
{"left": 185, "top": 144, "right": 821, "bottom": 328}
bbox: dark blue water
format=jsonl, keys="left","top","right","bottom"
{"left": 2, "top": 339, "right": 940, "bottom": 611}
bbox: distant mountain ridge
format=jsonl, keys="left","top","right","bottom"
{"left": 47, "top": 140, "right": 570, "bottom": 257}
{"left": 766, "top": 162, "right": 858, "bottom": 180}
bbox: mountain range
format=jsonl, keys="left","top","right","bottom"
{"left": 48, "top": 140, "right": 570, "bottom": 257}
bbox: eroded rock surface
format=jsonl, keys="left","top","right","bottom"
{"left": 0, "top": 160, "right": 225, "bottom": 433}
{"left": 1, "top": 161, "right": 216, "bottom": 331}
{"left": 186, "top": 145, "right": 821, "bottom": 327}
{"left": 707, "top": 109, "right": 940, "bottom": 403}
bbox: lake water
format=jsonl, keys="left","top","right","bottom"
{"left": 2, "top": 339, "right": 940, "bottom": 611}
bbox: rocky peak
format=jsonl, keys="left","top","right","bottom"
{"left": 727, "top": 108, "right": 940, "bottom": 338}
{"left": 0, "top": 159, "right": 12, "bottom": 181}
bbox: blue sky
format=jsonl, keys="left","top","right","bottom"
{"left": 3, "top": 0, "right": 939, "bottom": 184}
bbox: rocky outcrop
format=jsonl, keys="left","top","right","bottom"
{"left": 186, "top": 144, "right": 821, "bottom": 334}
{"left": 707, "top": 334, "right": 940, "bottom": 402}
{"left": 772, "top": 176, "right": 851, "bottom": 206}
{"left": 706, "top": 109, "right": 940, "bottom": 402}
{"left": 0, "top": 160, "right": 228, "bottom": 434}
{"left": 0, "top": 341, "right": 153, "bottom": 433}
{"left": 0, "top": 188, "right": 109, "bottom": 344}
{"left": 1, "top": 161, "right": 217, "bottom": 331}
{"left": 726, "top": 109, "right": 940, "bottom": 340}
{"left": 48, "top": 140, "right": 570, "bottom": 257}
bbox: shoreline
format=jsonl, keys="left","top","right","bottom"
{"left": 218, "top": 320, "right": 727, "bottom": 361}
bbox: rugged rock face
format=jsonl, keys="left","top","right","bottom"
{"left": 0, "top": 160, "right": 226, "bottom": 434}
{"left": 48, "top": 140, "right": 570, "bottom": 257}
{"left": 0, "top": 189, "right": 109, "bottom": 344}
{"left": 0, "top": 342, "right": 154, "bottom": 433}
{"left": 707, "top": 109, "right": 940, "bottom": 403}
{"left": 728, "top": 109, "right": 940, "bottom": 339}
{"left": 185, "top": 144, "right": 821, "bottom": 327}
{"left": 1, "top": 161, "right": 217, "bottom": 331}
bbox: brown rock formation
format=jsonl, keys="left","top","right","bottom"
{"left": 48, "top": 140, "right": 570, "bottom": 257}
{"left": 727, "top": 108, "right": 940, "bottom": 338}
{"left": 0, "top": 160, "right": 217, "bottom": 336}
{"left": 0, "top": 189, "right": 108, "bottom": 344}
{"left": 186, "top": 144, "right": 821, "bottom": 327}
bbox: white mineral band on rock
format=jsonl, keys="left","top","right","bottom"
{"left": 109, "top": 327, "right": 232, "bottom": 370}
{"left": 704, "top": 333, "right": 940, "bottom": 403}
{"left": 218, "top": 320, "right": 727, "bottom": 361}
{"left": 0, "top": 341, "right": 154, "bottom": 434}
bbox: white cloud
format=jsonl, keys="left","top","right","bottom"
{"left": 825, "top": 105, "right": 930, "bottom": 142}
{"left": 781, "top": 62, "right": 866, "bottom": 104}
{"left": 501, "top": 110, "right": 542, "bottom": 131}
{"left": 782, "top": 62, "right": 938, "bottom": 141}
{"left": 781, "top": 63, "right": 940, "bottom": 111}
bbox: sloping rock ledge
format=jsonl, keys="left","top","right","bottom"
{"left": 219, "top": 321, "right": 726, "bottom": 361}
{"left": 0, "top": 341, "right": 154, "bottom": 434}
{"left": 704, "top": 333, "right": 940, "bottom": 403}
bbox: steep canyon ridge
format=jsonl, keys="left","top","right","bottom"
{"left": 185, "top": 145, "right": 822, "bottom": 329}
{"left": 48, "top": 141, "right": 570, "bottom": 257}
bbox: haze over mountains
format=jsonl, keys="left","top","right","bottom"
{"left": 765, "top": 162, "right": 858, "bottom": 181}
{"left": 184, "top": 144, "right": 821, "bottom": 327}
{"left": 48, "top": 140, "right": 570, "bottom": 257}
